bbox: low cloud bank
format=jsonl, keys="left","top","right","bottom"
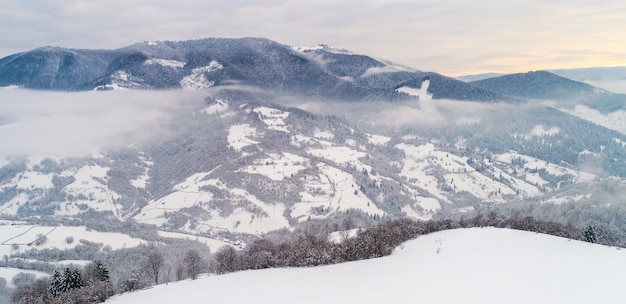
{"left": 0, "top": 88, "right": 205, "bottom": 158}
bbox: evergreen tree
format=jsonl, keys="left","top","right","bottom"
{"left": 83, "top": 260, "right": 110, "bottom": 285}
{"left": 60, "top": 268, "right": 83, "bottom": 293}
{"left": 48, "top": 270, "right": 62, "bottom": 296}
{"left": 584, "top": 226, "right": 597, "bottom": 243}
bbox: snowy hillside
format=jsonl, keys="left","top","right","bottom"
{"left": 0, "top": 90, "right": 614, "bottom": 240}
{"left": 107, "top": 228, "right": 626, "bottom": 304}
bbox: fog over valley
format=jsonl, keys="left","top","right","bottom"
{"left": 0, "top": 88, "right": 206, "bottom": 157}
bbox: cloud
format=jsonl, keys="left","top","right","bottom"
{"left": 287, "top": 95, "right": 520, "bottom": 133}
{"left": 0, "top": 88, "right": 206, "bottom": 157}
{"left": 361, "top": 65, "right": 416, "bottom": 77}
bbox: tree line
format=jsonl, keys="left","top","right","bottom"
{"left": 213, "top": 214, "right": 587, "bottom": 274}
{"left": 9, "top": 213, "right": 601, "bottom": 303}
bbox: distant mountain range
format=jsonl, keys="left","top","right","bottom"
{"left": 456, "top": 73, "right": 506, "bottom": 82}
{"left": 469, "top": 71, "right": 626, "bottom": 112}
{"left": 2, "top": 37, "right": 625, "bottom": 110}
{"left": 458, "top": 66, "right": 626, "bottom": 95}
{"left": 0, "top": 37, "right": 521, "bottom": 103}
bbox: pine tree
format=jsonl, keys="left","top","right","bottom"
{"left": 48, "top": 270, "right": 62, "bottom": 296}
{"left": 584, "top": 226, "right": 597, "bottom": 243}
{"left": 60, "top": 268, "right": 83, "bottom": 293}
{"left": 96, "top": 260, "right": 110, "bottom": 282}
{"left": 84, "top": 260, "right": 110, "bottom": 285}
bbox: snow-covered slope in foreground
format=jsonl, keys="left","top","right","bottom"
{"left": 108, "top": 228, "right": 626, "bottom": 304}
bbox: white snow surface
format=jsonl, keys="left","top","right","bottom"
{"left": 396, "top": 142, "right": 518, "bottom": 202}
{"left": 242, "top": 152, "right": 308, "bottom": 181}
{"left": 0, "top": 223, "right": 147, "bottom": 285}
{"left": 143, "top": 58, "right": 185, "bottom": 68}
{"left": 0, "top": 224, "right": 146, "bottom": 258}
{"left": 291, "top": 161, "right": 385, "bottom": 222}
{"left": 0, "top": 267, "right": 49, "bottom": 288}
{"left": 307, "top": 145, "right": 365, "bottom": 165}
{"left": 227, "top": 124, "right": 259, "bottom": 151}
{"left": 366, "top": 133, "right": 391, "bottom": 146}
{"left": 129, "top": 154, "right": 152, "bottom": 189}
{"left": 0, "top": 161, "right": 124, "bottom": 217}
{"left": 107, "top": 227, "right": 626, "bottom": 304}
{"left": 180, "top": 61, "right": 223, "bottom": 90}
{"left": 291, "top": 44, "right": 353, "bottom": 55}
{"left": 495, "top": 151, "right": 595, "bottom": 182}
{"left": 157, "top": 230, "right": 239, "bottom": 253}
{"left": 253, "top": 106, "right": 290, "bottom": 132}
{"left": 396, "top": 80, "right": 433, "bottom": 101}
{"left": 313, "top": 128, "right": 334, "bottom": 140}
{"left": 135, "top": 173, "right": 292, "bottom": 235}
{"left": 57, "top": 164, "right": 122, "bottom": 217}
{"left": 94, "top": 71, "right": 145, "bottom": 90}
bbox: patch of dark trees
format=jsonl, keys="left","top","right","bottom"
{"left": 213, "top": 213, "right": 597, "bottom": 274}
{"left": 11, "top": 260, "right": 115, "bottom": 304}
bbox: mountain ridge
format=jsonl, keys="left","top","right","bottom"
{"left": 470, "top": 70, "right": 626, "bottom": 112}
{"left": 0, "top": 37, "right": 511, "bottom": 103}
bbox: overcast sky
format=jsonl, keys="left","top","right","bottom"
{"left": 1, "top": 0, "right": 625, "bottom": 76}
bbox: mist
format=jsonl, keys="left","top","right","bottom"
{"left": 281, "top": 96, "right": 520, "bottom": 132}
{"left": 0, "top": 88, "right": 207, "bottom": 158}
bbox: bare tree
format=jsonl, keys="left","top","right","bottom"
{"left": 214, "top": 245, "right": 240, "bottom": 274}
{"left": 144, "top": 251, "right": 164, "bottom": 285}
{"left": 175, "top": 262, "right": 186, "bottom": 281}
{"left": 83, "top": 260, "right": 110, "bottom": 286}
{"left": 183, "top": 250, "right": 203, "bottom": 280}
{"left": 11, "top": 278, "right": 52, "bottom": 304}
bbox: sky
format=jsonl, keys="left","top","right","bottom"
{"left": 0, "top": 0, "right": 625, "bottom": 76}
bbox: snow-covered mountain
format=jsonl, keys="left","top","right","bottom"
{"left": 1, "top": 38, "right": 626, "bottom": 292}
{"left": 0, "top": 37, "right": 509, "bottom": 103}
{"left": 470, "top": 71, "right": 626, "bottom": 112}
{"left": 106, "top": 228, "right": 626, "bottom": 304}
{"left": 549, "top": 66, "right": 626, "bottom": 94}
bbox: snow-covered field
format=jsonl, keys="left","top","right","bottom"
{"left": 0, "top": 223, "right": 148, "bottom": 286}
{"left": 0, "top": 224, "right": 146, "bottom": 257}
{"left": 157, "top": 230, "right": 239, "bottom": 253}
{"left": 254, "top": 106, "right": 290, "bottom": 132}
{"left": 0, "top": 159, "right": 124, "bottom": 218}
{"left": 0, "top": 267, "right": 48, "bottom": 288}
{"left": 180, "top": 61, "right": 223, "bottom": 90}
{"left": 107, "top": 227, "right": 626, "bottom": 304}
{"left": 227, "top": 124, "right": 259, "bottom": 151}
